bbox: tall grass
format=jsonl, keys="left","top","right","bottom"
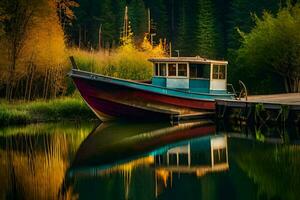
{"left": 68, "top": 41, "right": 165, "bottom": 80}
{"left": 0, "top": 97, "right": 96, "bottom": 126}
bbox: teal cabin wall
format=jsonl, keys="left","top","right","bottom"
{"left": 151, "top": 76, "right": 230, "bottom": 97}
{"left": 166, "top": 78, "right": 189, "bottom": 89}
{"left": 152, "top": 77, "right": 166, "bottom": 87}
{"left": 189, "top": 79, "right": 209, "bottom": 93}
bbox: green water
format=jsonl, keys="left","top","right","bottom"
{"left": 0, "top": 121, "right": 299, "bottom": 200}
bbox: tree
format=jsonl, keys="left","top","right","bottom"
{"left": 214, "top": 0, "right": 228, "bottom": 58}
{"left": 0, "top": 0, "right": 66, "bottom": 100}
{"left": 196, "top": 0, "right": 218, "bottom": 58}
{"left": 226, "top": 0, "right": 279, "bottom": 54}
{"left": 110, "top": 0, "right": 126, "bottom": 45}
{"left": 55, "top": 0, "right": 79, "bottom": 30}
{"left": 100, "top": 0, "right": 125, "bottom": 48}
{"left": 237, "top": 4, "right": 300, "bottom": 93}
{"left": 0, "top": 0, "right": 42, "bottom": 99}
{"left": 128, "top": 0, "right": 147, "bottom": 44}
{"left": 0, "top": 6, "right": 6, "bottom": 36}
{"left": 174, "top": 0, "right": 188, "bottom": 55}
{"left": 100, "top": 0, "right": 115, "bottom": 48}
{"left": 144, "top": 0, "right": 168, "bottom": 41}
{"left": 173, "top": 0, "right": 199, "bottom": 56}
{"left": 26, "top": 0, "right": 66, "bottom": 99}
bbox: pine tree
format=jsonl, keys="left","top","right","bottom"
{"left": 174, "top": 0, "right": 187, "bottom": 55}
{"left": 185, "top": 0, "right": 200, "bottom": 55}
{"left": 128, "top": 0, "right": 147, "bottom": 44}
{"left": 213, "top": 0, "right": 228, "bottom": 58}
{"left": 110, "top": 0, "right": 126, "bottom": 45}
{"left": 174, "top": 0, "right": 199, "bottom": 56}
{"left": 144, "top": 0, "right": 168, "bottom": 42}
{"left": 196, "top": 0, "right": 218, "bottom": 58}
{"left": 100, "top": 0, "right": 117, "bottom": 48}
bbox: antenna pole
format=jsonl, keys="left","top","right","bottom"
{"left": 169, "top": 42, "right": 172, "bottom": 57}
{"left": 148, "top": 8, "right": 151, "bottom": 34}
{"left": 98, "top": 24, "right": 102, "bottom": 50}
{"left": 123, "top": 6, "right": 129, "bottom": 38}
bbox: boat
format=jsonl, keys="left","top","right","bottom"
{"left": 67, "top": 121, "right": 228, "bottom": 199}
{"left": 69, "top": 56, "right": 235, "bottom": 121}
{"left": 69, "top": 120, "right": 215, "bottom": 168}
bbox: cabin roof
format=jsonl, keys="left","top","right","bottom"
{"left": 148, "top": 56, "right": 228, "bottom": 65}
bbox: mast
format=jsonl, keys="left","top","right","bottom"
{"left": 123, "top": 6, "right": 129, "bottom": 38}
{"left": 148, "top": 8, "right": 151, "bottom": 34}
{"left": 98, "top": 24, "right": 102, "bottom": 50}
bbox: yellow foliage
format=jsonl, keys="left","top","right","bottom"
{"left": 120, "top": 25, "right": 134, "bottom": 48}
{"left": 140, "top": 36, "right": 166, "bottom": 57}
{"left": 69, "top": 37, "right": 166, "bottom": 81}
{"left": 152, "top": 39, "right": 166, "bottom": 57}
{"left": 23, "top": 0, "right": 66, "bottom": 73}
{"left": 141, "top": 35, "right": 153, "bottom": 51}
{"left": 0, "top": 0, "right": 167, "bottom": 98}
{"left": 0, "top": 0, "right": 67, "bottom": 99}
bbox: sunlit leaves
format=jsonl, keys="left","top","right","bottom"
{"left": 0, "top": 0, "right": 67, "bottom": 99}
{"left": 56, "top": 0, "right": 79, "bottom": 27}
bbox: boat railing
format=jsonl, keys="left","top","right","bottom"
{"left": 69, "top": 56, "right": 79, "bottom": 70}
{"left": 227, "top": 80, "right": 248, "bottom": 101}
{"left": 227, "top": 83, "right": 237, "bottom": 97}
{"left": 238, "top": 80, "right": 248, "bottom": 101}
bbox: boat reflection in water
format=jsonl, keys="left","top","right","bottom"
{"left": 68, "top": 120, "right": 229, "bottom": 199}
{"left": 154, "top": 135, "right": 228, "bottom": 197}
{"left": 2, "top": 121, "right": 299, "bottom": 199}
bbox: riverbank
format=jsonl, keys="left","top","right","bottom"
{"left": 0, "top": 97, "right": 97, "bottom": 126}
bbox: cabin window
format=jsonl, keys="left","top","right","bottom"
{"left": 219, "top": 65, "right": 226, "bottom": 79}
{"left": 168, "top": 63, "right": 176, "bottom": 76}
{"left": 154, "top": 63, "right": 159, "bottom": 76}
{"left": 212, "top": 65, "right": 226, "bottom": 79}
{"left": 213, "top": 65, "right": 219, "bottom": 79}
{"left": 159, "top": 63, "right": 167, "bottom": 76}
{"left": 190, "top": 64, "right": 210, "bottom": 78}
{"left": 178, "top": 63, "right": 187, "bottom": 77}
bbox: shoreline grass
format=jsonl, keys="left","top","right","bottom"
{"left": 0, "top": 97, "right": 97, "bottom": 126}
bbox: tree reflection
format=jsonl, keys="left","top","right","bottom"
{"left": 235, "top": 141, "right": 300, "bottom": 200}
{"left": 0, "top": 122, "right": 94, "bottom": 200}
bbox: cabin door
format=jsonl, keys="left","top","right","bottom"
{"left": 209, "top": 64, "right": 227, "bottom": 91}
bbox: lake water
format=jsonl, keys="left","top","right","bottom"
{"left": 0, "top": 120, "right": 299, "bottom": 200}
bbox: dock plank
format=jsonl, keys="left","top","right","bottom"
{"left": 247, "top": 93, "right": 300, "bottom": 105}
{"left": 215, "top": 93, "right": 300, "bottom": 123}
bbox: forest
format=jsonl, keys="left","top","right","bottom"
{"left": 0, "top": 0, "right": 300, "bottom": 101}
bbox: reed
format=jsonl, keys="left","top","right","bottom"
{"left": 68, "top": 46, "right": 154, "bottom": 81}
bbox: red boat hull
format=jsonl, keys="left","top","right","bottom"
{"left": 72, "top": 75, "right": 216, "bottom": 121}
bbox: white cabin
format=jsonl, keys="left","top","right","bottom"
{"left": 148, "top": 57, "right": 228, "bottom": 93}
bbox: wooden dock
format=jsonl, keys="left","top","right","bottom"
{"left": 247, "top": 93, "right": 300, "bottom": 106}
{"left": 215, "top": 93, "right": 300, "bottom": 124}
